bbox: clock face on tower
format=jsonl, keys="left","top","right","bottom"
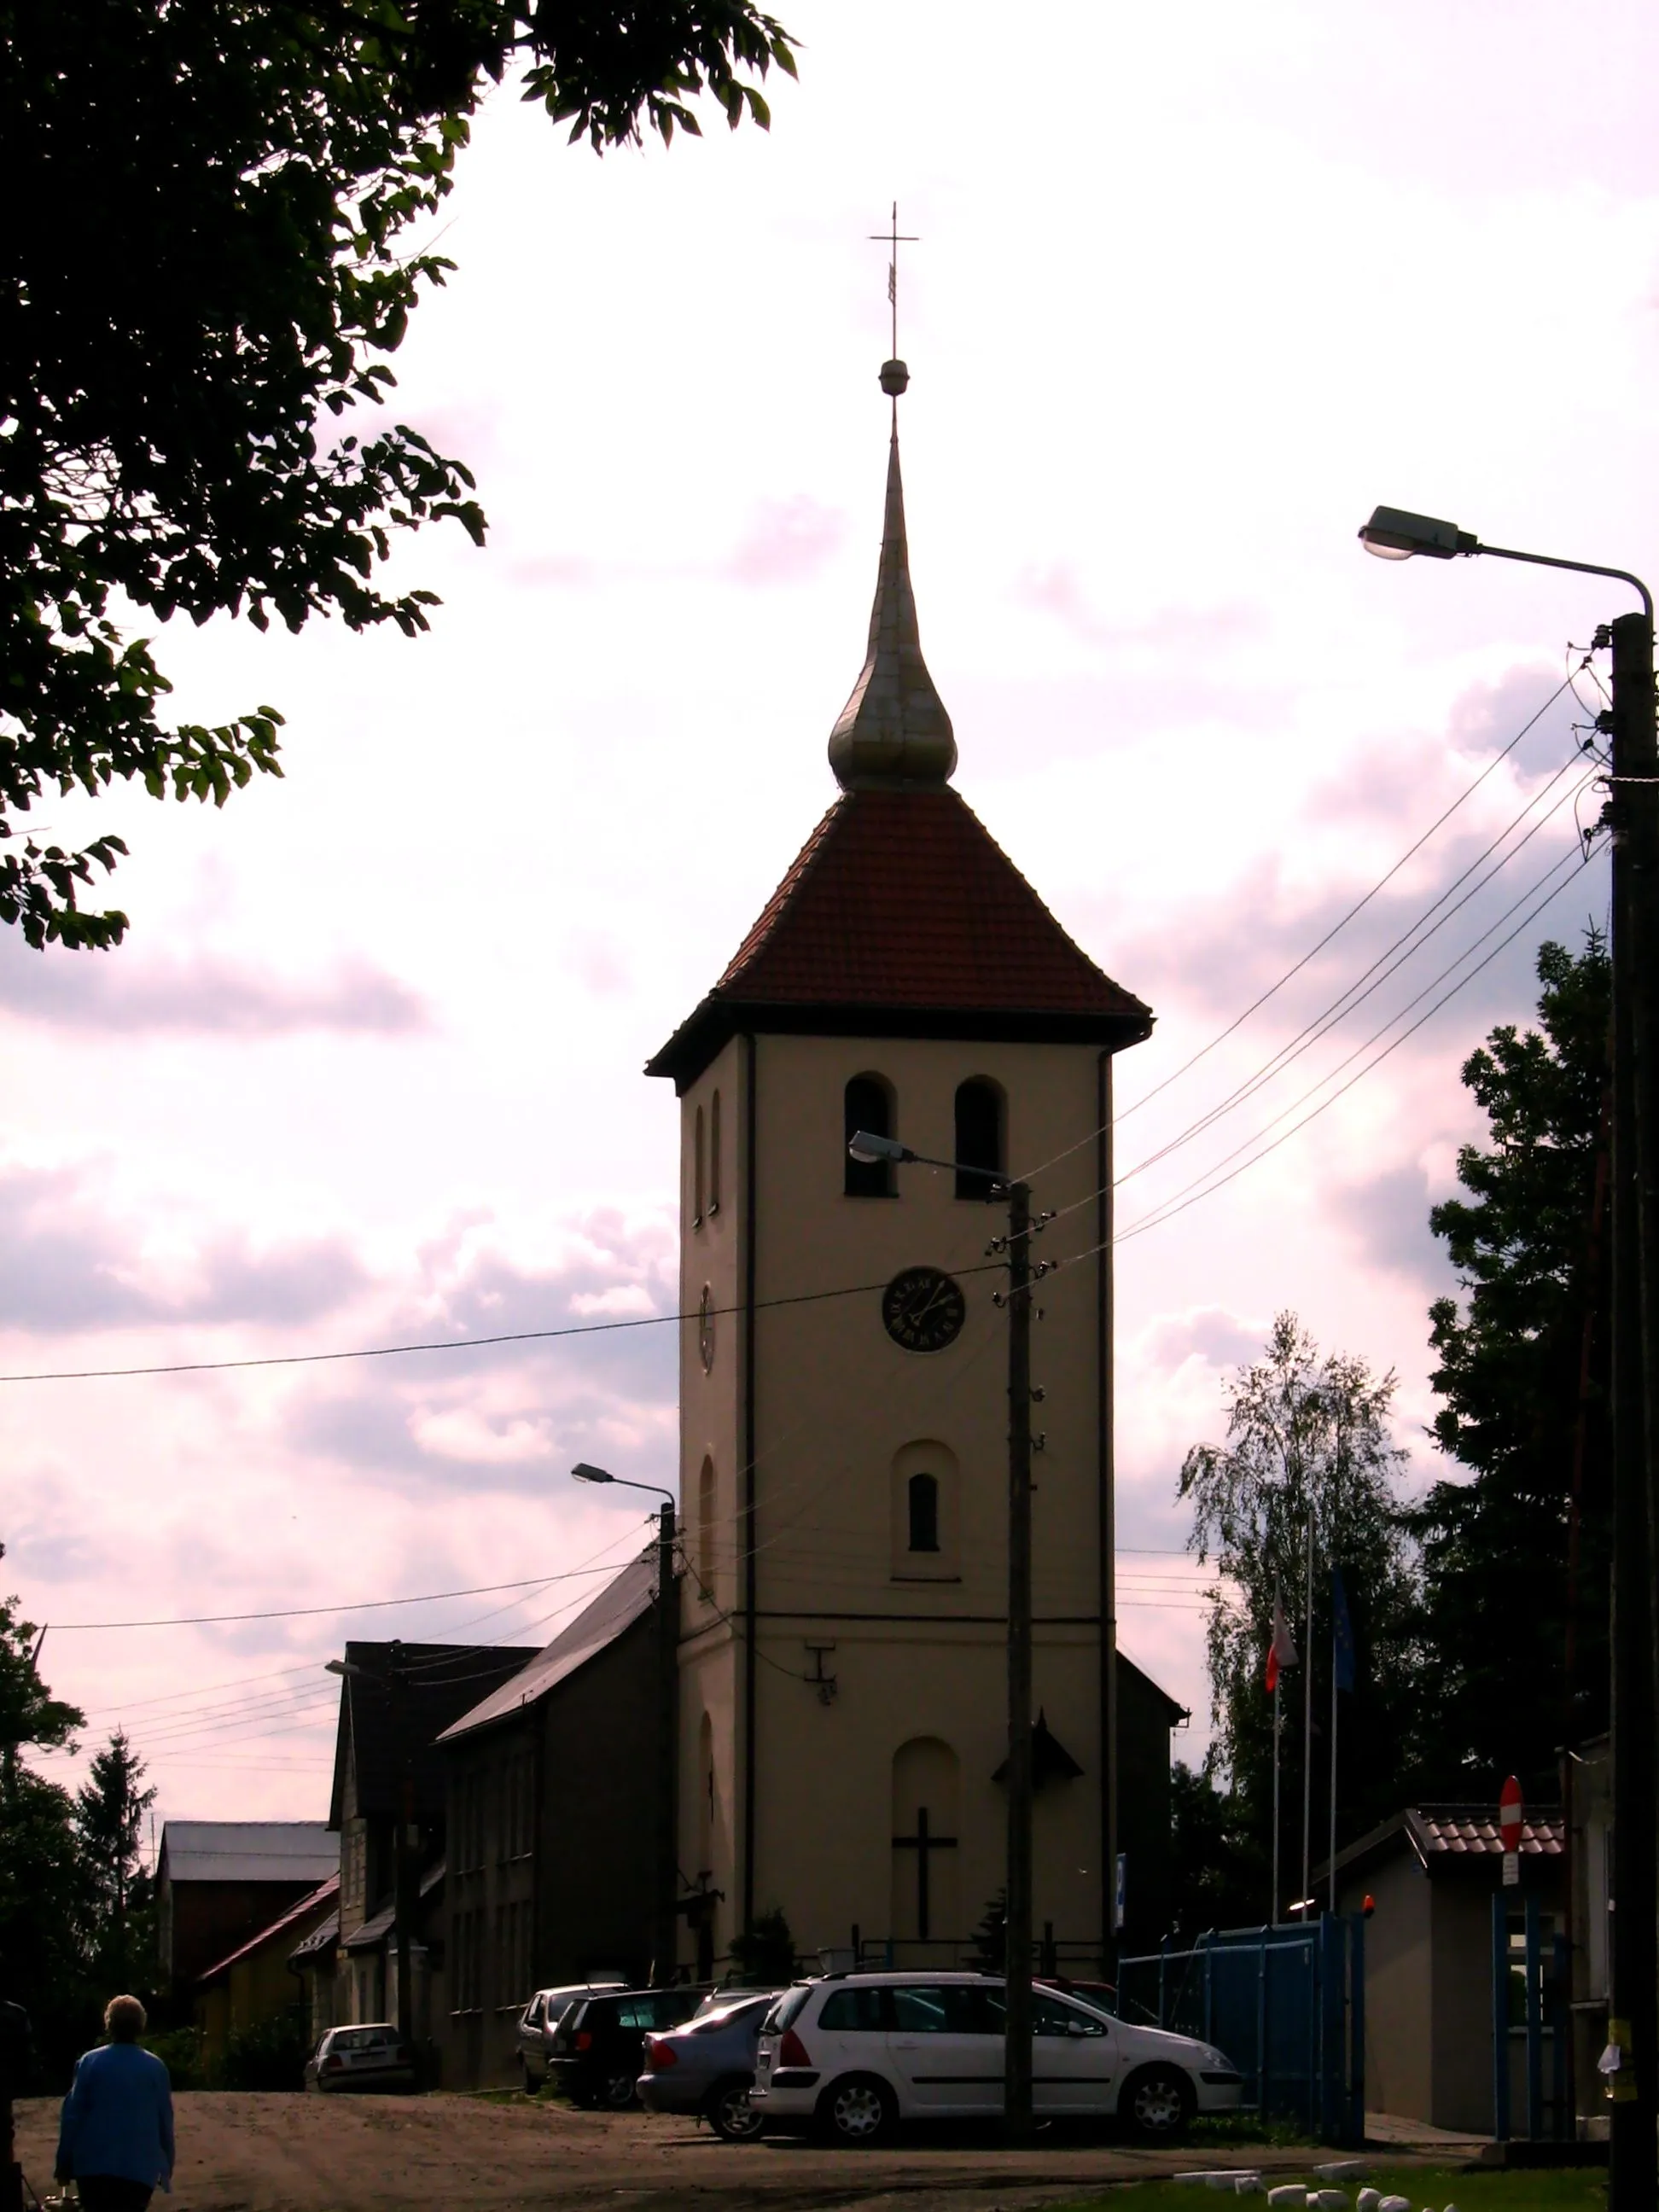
{"left": 882, "top": 1266, "right": 967, "bottom": 1353}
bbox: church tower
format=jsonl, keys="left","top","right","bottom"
{"left": 647, "top": 352, "right": 1152, "bottom": 1977}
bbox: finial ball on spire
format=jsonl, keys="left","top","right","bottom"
{"left": 879, "top": 358, "right": 910, "bottom": 397}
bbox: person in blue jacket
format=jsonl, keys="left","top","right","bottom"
{"left": 55, "top": 1995, "right": 173, "bottom": 2211}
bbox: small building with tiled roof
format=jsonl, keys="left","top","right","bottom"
{"left": 649, "top": 344, "right": 1167, "bottom": 1984}
{"left": 1324, "top": 1802, "right": 1566, "bottom": 2136}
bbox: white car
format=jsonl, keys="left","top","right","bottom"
{"left": 750, "top": 1972, "right": 1243, "bottom": 2144}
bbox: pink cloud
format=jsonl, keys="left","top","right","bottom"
{"left": 728, "top": 495, "right": 846, "bottom": 585}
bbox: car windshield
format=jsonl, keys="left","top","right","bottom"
{"left": 763, "top": 1985, "right": 813, "bottom": 2034}
{"left": 691, "top": 1996, "right": 769, "bottom": 2034}
{"left": 330, "top": 2028, "right": 395, "bottom": 2052}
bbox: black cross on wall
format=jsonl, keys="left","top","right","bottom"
{"left": 892, "top": 1804, "right": 958, "bottom": 1941}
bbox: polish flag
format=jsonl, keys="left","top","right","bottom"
{"left": 1266, "top": 1591, "right": 1298, "bottom": 1694}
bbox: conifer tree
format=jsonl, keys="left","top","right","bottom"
{"left": 74, "top": 1731, "right": 157, "bottom": 1992}
{"left": 1412, "top": 933, "right": 1612, "bottom": 1796}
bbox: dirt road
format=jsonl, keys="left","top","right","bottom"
{"left": 15, "top": 2091, "right": 1340, "bottom": 2212}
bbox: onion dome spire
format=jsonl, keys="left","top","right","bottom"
{"left": 827, "top": 358, "right": 958, "bottom": 790}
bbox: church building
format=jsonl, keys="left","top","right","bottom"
{"left": 647, "top": 354, "right": 1156, "bottom": 1977}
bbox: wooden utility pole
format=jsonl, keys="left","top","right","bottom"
{"left": 1608, "top": 605, "right": 1659, "bottom": 2209}
{"left": 1003, "top": 1179, "right": 1034, "bottom": 2145}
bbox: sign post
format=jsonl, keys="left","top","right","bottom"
{"left": 1499, "top": 1774, "right": 1523, "bottom": 1890}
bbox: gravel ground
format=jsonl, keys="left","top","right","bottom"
{"left": 15, "top": 2090, "right": 1352, "bottom": 2212}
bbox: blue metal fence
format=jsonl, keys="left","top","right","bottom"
{"left": 1118, "top": 1915, "right": 1365, "bottom": 2146}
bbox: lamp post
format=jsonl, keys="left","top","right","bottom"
{"left": 325, "top": 1645, "right": 416, "bottom": 2052}
{"left": 573, "top": 1464, "right": 679, "bottom": 1984}
{"left": 1359, "top": 507, "right": 1656, "bottom": 2207}
{"left": 847, "top": 1129, "right": 1045, "bottom": 2145}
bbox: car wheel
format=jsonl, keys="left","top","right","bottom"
{"left": 521, "top": 2055, "right": 539, "bottom": 2094}
{"left": 601, "top": 2067, "right": 637, "bottom": 2110}
{"left": 818, "top": 2073, "right": 897, "bottom": 2146}
{"left": 1120, "top": 2063, "right": 1194, "bottom": 2141}
{"left": 705, "top": 2077, "right": 765, "bottom": 2142}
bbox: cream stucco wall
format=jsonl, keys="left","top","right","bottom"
{"left": 673, "top": 1026, "right": 1120, "bottom": 1969}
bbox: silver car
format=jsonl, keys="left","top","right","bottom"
{"left": 304, "top": 2023, "right": 416, "bottom": 2094}
{"left": 515, "top": 1982, "right": 625, "bottom": 2091}
{"left": 637, "top": 1989, "right": 780, "bottom": 2139}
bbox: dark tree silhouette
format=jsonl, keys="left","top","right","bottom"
{"left": 2, "top": 0, "right": 795, "bottom": 946}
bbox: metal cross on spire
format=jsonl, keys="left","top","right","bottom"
{"left": 870, "top": 201, "right": 918, "bottom": 365}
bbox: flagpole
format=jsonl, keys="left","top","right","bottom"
{"left": 1329, "top": 1592, "right": 1339, "bottom": 1916}
{"left": 1301, "top": 1510, "right": 1314, "bottom": 1920}
{"left": 1283, "top": 1663, "right": 1291, "bottom": 1929}
{"left": 1272, "top": 1669, "right": 1282, "bottom": 1925}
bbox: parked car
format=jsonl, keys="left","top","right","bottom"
{"left": 515, "top": 1982, "right": 626, "bottom": 2091}
{"left": 637, "top": 1989, "right": 781, "bottom": 2139}
{"left": 749, "top": 1972, "right": 1243, "bottom": 2145}
{"left": 548, "top": 1986, "right": 707, "bottom": 2109}
{"left": 303, "top": 2023, "right": 417, "bottom": 2094}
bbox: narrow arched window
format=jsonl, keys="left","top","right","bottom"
{"left": 845, "top": 1074, "right": 896, "bottom": 1198}
{"left": 907, "top": 1471, "right": 940, "bottom": 1553}
{"left": 954, "top": 1078, "right": 1004, "bottom": 1200}
{"left": 693, "top": 1103, "right": 706, "bottom": 1227}
{"left": 697, "top": 1456, "right": 716, "bottom": 1595}
{"left": 709, "top": 1090, "right": 722, "bottom": 1215}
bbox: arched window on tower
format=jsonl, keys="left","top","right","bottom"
{"left": 697, "top": 1455, "right": 716, "bottom": 1598}
{"left": 709, "top": 1090, "right": 722, "bottom": 1215}
{"left": 907, "top": 1471, "right": 940, "bottom": 1554}
{"left": 954, "top": 1077, "right": 1004, "bottom": 1200}
{"left": 845, "top": 1074, "right": 897, "bottom": 1198}
{"left": 693, "top": 1103, "right": 706, "bottom": 1227}
{"left": 891, "top": 1441, "right": 958, "bottom": 1580}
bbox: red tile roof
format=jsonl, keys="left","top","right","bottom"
{"left": 648, "top": 789, "right": 1151, "bottom": 1087}
{"left": 1411, "top": 1807, "right": 1563, "bottom": 1858}
{"left": 720, "top": 788, "right": 1144, "bottom": 1015}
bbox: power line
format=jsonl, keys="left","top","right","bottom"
{"left": 1016, "top": 669, "right": 1581, "bottom": 1186}
{"left": 1112, "top": 842, "right": 1593, "bottom": 1247}
{"left": 1111, "top": 754, "right": 1593, "bottom": 1196}
{"left": 0, "top": 1264, "right": 1004, "bottom": 1388}
{"left": 47, "top": 1564, "right": 617, "bottom": 1633}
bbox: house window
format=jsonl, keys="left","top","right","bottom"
{"left": 697, "top": 1456, "right": 716, "bottom": 1597}
{"left": 907, "top": 1472, "right": 940, "bottom": 1553}
{"left": 845, "top": 1074, "right": 896, "bottom": 1197}
{"left": 954, "top": 1078, "right": 1004, "bottom": 1199}
{"left": 709, "top": 1090, "right": 722, "bottom": 1214}
{"left": 693, "top": 1104, "right": 706, "bottom": 1227}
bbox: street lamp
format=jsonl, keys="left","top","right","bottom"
{"left": 1359, "top": 508, "right": 1656, "bottom": 2209}
{"left": 324, "top": 1646, "right": 416, "bottom": 2054}
{"left": 847, "top": 1129, "right": 1044, "bottom": 2146}
{"left": 572, "top": 1464, "right": 679, "bottom": 1986}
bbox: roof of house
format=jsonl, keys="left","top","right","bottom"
{"left": 197, "top": 1875, "right": 339, "bottom": 1987}
{"left": 342, "top": 1901, "right": 397, "bottom": 1953}
{"left": 327, "top": 1642, "right": 539, "bottom": 1830}
{"left": 1119, "top": 1650, "right": 1190, "bottom": 1728}
{"left": 158, "top": 1821, "right": 338, "bottom": 1886}
{"left": 288, "top": 1910, "right": 341, "bottom": 1970}
{"left": 439, "top": 1552, "right": 657, "bottom": 1746}
{"left": 645, "top": 787, "right": 1152, "bottom": 1091}
{"left": 1327, "top": 1804, "right": 1566, "bottom": 1885}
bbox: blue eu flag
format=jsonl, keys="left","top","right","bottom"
{"left": 1332, "top": 1565, "right": 1357, "bottom": 1693}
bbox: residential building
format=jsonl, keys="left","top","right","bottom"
{"left": 156, "top": 1821, "right": 336, "bottom": 1988}
{"left": 325, "top": 1640, "right": 536, "bottom": 2040}
{"left": 435, "top": 1555, "right": 661, "bottom": 2089}
{"left": 195, "top": 1875, "right": 338, "bottom": 2071}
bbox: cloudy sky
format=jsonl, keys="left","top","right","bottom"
{"left": 5, "top": 0, "right": 1654, "bottom": 1834}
